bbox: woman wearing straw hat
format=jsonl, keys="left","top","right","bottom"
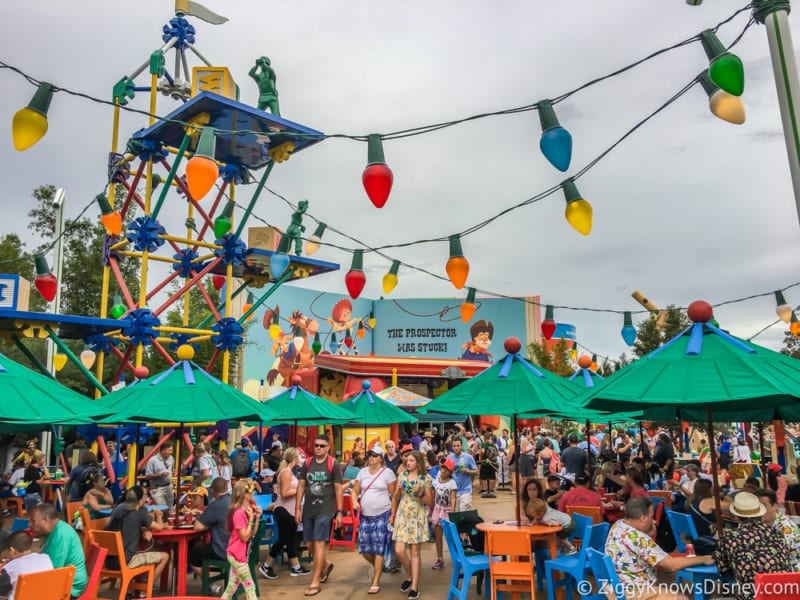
{"left": 713, "top": 492, "right": 792, "bottom": 600}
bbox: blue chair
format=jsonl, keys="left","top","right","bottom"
{"left": 544, "top": 521, "right": 609, "bottom": 600}
{"left": 535, "top": 513, "right": 591, "bottom": 594}
{"left": 586, "top": 548, "right": 624, "bottom": 599}
{"left": 10, "top": 517, "right": 29, "bottom": 532}
{"left": 442, "top": 519, "right": 490, "bottom": 600}
{"left": 664, "top": 509, "right": 726, "bottom": 600}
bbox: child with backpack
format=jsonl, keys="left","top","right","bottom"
{"left": 231, "top": 439, "right": 257, "bottom": 479}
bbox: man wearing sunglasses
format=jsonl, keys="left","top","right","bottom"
{"left": 296, "top": 435, "right": 343, "bottom": 597}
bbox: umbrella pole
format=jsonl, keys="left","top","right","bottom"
{"left": 705, "top": 405, "right": 725, "bottom": 533}
{"left": 259, "top": 421, "right": 263, "bottom": 474}
{"left": 585, "top": 419, "right": 593, "bottom": 479}
{"left": 758, "top": 422, "right": 765, "bottom": 468}
{"left": 514, "top": 413, "right": 521, "bottom": 526}
{"left": 639, "top": 421, "right": 645, "bottom": 460}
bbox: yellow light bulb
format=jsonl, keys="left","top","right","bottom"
{"left": 383, "top": 272, "right": 398, "bottom": 294}
{"left": 709, "top": 90, "right": 746, "bottom": 125}
{"left": 565, "top": 199, "right": 593, "bottom": 235}
{"left": 269, "top": 323, "right": 282, "bottom": 339}
{"left": 12, "top": 108, "right": 48, "bottom": 151}
{"left": 305, "top": 235, "right": 321, "bottom": 256}
{"left": 368, "top": 317, "right": 377, "bottom": 329}
{"left": 53, "top": 354, "right": 67, "bottom": 372}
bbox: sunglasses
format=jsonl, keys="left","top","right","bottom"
{"left": 314, "top": 444, "right": 328, "bottom": 448}
{"left": 367, "top": 452, "right": 380, "bottom": 458}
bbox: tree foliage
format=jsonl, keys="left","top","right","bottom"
{"left": 527, "top": 338, "right": 575, "bottom": 377}
{"left": 780, "top": 329, "right": 800, "bottom": 359}
{"left": 632, "top": 304, "right": 690, "bottom": 358}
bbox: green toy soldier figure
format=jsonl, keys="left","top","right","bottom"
{"left": 249, "top": 56, "right": 280, "bottom": 116}
{"left": 285, "top": 200, "right": 308, "bottom": 255}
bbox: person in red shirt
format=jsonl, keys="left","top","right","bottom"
{"left": 558, "top": 473, "right": 605, "bottom": 516}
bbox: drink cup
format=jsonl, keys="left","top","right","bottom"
{"left": 685, "top": 543, "right": 696, "bottom": 557}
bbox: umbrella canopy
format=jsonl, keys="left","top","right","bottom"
{"left": 577, "top": 304, "right": 800, "bottom": 422}
{"left": 374, "top": 385, "right": 431, "bottom": 408}
{"left": 343, "top": 381, "right": 418, "bottom": 425}
{"left": 258, "top": 382, "right": 354, "bottom": 426}
{"left": 0, "top": 353, "right": 111, "bottom": 424}
{"left": 97, "top": 360, "right": 274, "bottom": 424}
{"left": 419, "top": 338, "right": 580, "bottom": 418}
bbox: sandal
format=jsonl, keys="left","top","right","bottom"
{"left": 368, "top": 585, "right": 381, "bottom": 594}
{"left": 320, "top": 563, "right": 334, "bottom": 584}
{"left": 304, "top": 587, "right": 322, "bottom": 597}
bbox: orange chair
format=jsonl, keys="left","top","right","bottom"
{"left": 486, "top": 528, "right": 535, "bottom": 600}
{"left": 329, "top": 494, "right": 359, "bottom": 552}
{"left": 648, "top": 490, "right": 672, "bottom": 509}
{"left": 16, "top": 565, "right": 75, "bottom": 600}
{"left": 66, "top": 501, "right": 83, "bottom": 526}
{"left": 89, "top": 530, "right": 154, "bottom": 599}
{"left": 76, "top": 542, "right": 108, "bottom": 600}
{"left": 78, "top": 508, "right": 110, "bottom": 555}
{"left": 754, "top": 572, "right": 800, "bottom": 599}
{"left": 2, "top": 496, "right": 25, "bottom": 517}
{"left": 566, "top": 505, "right": 603, "bottom": 525}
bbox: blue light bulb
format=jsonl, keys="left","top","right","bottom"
{"left": 621, "top": 325, "right": 637, "bottom": 346}
{"left": 539, "top": 126, "right": 572, "bottom": 172}
{"left": 270, "top": 252, "right": 290, "bottom": 277}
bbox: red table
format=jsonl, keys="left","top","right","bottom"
{"left": 153, "top": 526, "right": 204, "bottom": 596}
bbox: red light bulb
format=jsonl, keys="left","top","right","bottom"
{"left": 212, "top": 274, "right": 225, "bottom": 291}
{"left": 33, "top": 254, "right": 57, "bottom": 302}
{"left": 345, "top": 250, "right": 366, "bottom": 299}
{"left": 541, "top": 304, "right": 556, "bottom": 340}
{"left": 362, "top": 134, "right": 393, "bottom": 208}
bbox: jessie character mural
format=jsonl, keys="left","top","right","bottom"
{"left": 460, "top": 319, "right": 494, "bottom": 361}
{"left": 327, "top": 297, "right": 362, "bottom": 355}
{"left": 264, "top": 307, "right": 319, "bottom": 386}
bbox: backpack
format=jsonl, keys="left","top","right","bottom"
{"left": 482, "top": 442, "right": 498, "bottom": 464}
{"left": 306, "top": 455, "right": 335, "bottom": 476}
{"left": 77, "top": 464, "right": 101, "bottom": 496}
{"left": 232, "top": 451, "right": 251, "bottom": 478}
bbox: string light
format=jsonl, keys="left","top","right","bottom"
{"left": 242, "top": 292, "right": 255, "bottom": 321}
{"left": 185, "top": 127, "right": 218, "bottom": 200}
{"left": 791, "top": 312, "right": 800, "bottom": 337}
{"left": 214, "top": 200, "right": 235, "bottom": 239}
{"left": 80, "top": 347, "right": 97, "bottom": 369}
{"left": 95, "top": 194, "right": 123, "bottom": 236}
{"left": 368, "top": 311, "right": 377, "bottom": 329}
{"left": 270, "top": 235, "right": 291, "bottom": 278}
{"left": 33, "top": 254, "right": 57, "bottom": 302}
{"left": 461, "top": 287, "right": 477, "bottom": 323}
{"left": 538, "top": 99, "right": 572, "bottom": 172}
{"left": 562, "top": 179, "right": 592, "bottom": 236}
{"left": 305, "top": 223, "right": 327, "bottom": 256}
{"left": 701, "top": 29, "right": 745, "bottom": 96}
{"left": 362, "top": 134, "right": 393, "bottom": 208}
{"left": 212, "top": 274, "right": 225, "bottom": 291}
{"left": 383, "top": 260, "right": 400, "bottom": 294}
{"left": 445, "top": 235, "right": 469, "bottom": 290}
{"left": 775, "top": 290, "right": 792, "bottom": 323}
{"left": 621, "top": 311, "right": 637, "bottom": 346}
{"left": 12, "top": 82, "right": 53, "bottom": 151}
{"left": 269, "top": 313, "right": 281, "bottom": 340}
{"left": 345, "top": 250, "right": 367, "bottom": 299}
{"left": 697, "top": 71, "right": 745, "bottom": 125}
{"left": 312, "top": 332, "right": 322, "bottom": 355}
{"left": 111, "top": 294, "right": 127, "bottom": 319}
{"left": 541, "top": 305, "right": 556, "bottom": 340}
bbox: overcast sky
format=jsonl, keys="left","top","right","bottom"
{"left": 1, "top": 0, "right": 799, "bottom": 363}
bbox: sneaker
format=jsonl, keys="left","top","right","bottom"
{"left": 486, "top": 493, "right": 496, "bottom": 498}
{"left": 560, "top": 542, "right": 578, "bottom": 556}
{"left": 408, "top": 589, "right": 420, "bottom": 600}
{"left": 389, "top": 564, "right": 402, "bottom": 573}
{"left": 290, "top": 565, "right": 311, "bottom": 576}
{"left": 0, "top": 510, "right": 11, "bottom": 517}
{"left": 259, "top": 563, "right": 278, "bottom": 579}
{"left": 432, "top": 559, "right": 444, "bottom": 570}
{"left": 209, "top": 583, "right": 223, "bottom": 595}
{"left": 400, "top": 579, "right": 412, "bottom": 592}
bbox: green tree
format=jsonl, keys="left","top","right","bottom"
{"left": 780, "top": 330, "right": 800, "bottom": 359}
{"left": 632, "top": 305, "right": 690, "bottom": 358}
{"left": 528, "top": 338, "right": 575, "bottom": 377}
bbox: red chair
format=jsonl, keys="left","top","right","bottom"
{"left": 76, "top": 542, "right": 108, "bottom": 600}
{"left": 754, "top": 572, "right": 800, "bottom": 599}
{"left": 329, "top": 494, "right": 359, "bottom": 552}
{"left": 654, "top": 501, "right": 665, "bottom": 529}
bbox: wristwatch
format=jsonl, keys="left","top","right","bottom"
{"left": 335, "top": 509, "right": 343, "bottom": 514}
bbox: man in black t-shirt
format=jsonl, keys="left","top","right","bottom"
{"left": 108, "top": 487, "right": 169, "bottom": 582}
{"left": 189, "top": 477, "right": 230, "bottom": 577}
{"left": 559, "top": 434, "right": 587, "bottom": 481}
{"left": 653, "top": 433, "right": 676, "bottom": 479}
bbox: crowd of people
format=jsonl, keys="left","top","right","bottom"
{"left": 0, "top": 423, "right": 798, "bottom": 600}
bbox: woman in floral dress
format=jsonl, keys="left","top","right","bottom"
{"left": 390, "top": 451, "right": 433, "bottom": 600}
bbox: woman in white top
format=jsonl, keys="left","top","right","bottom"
{"left": 733, "top": 438, "right": 752, "bottom": 464}
{"left": 257, "top": 448, "right": 311, "bottom": 579}
{"left": 352, "top": 444, "right": 397, "bottom": 595}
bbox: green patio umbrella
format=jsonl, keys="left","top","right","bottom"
{"left": 419, "top": 337, "right": 582, "bottom": 524}
{"left": 374, "top": 385, "right": 431, "bottom": 408}
{"left": 575, "top": 301, "right": 800, "bottom": 529}
{"left": 0, "top": 353, "right": 111, "bottom": 424}
{"left": 257, "top": 380, "right": 354, "bottom": 426}
{"left": 343, "top": 381, "right": 418, "bottom": 425}
{"left": 97, "top": 360, "right": 274, "bottom": 424}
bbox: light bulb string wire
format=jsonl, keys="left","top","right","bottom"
{"left": 0, "top": 3, "right": 753, "bottom": 144}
